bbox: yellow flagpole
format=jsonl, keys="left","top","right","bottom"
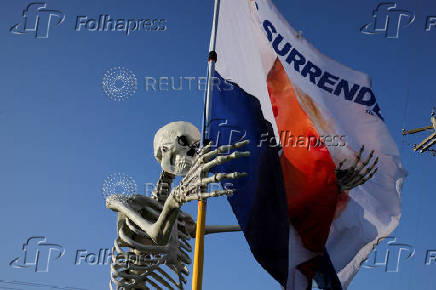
{"left": 192, "top": 0, "right": 220, "bottom": 289}
{"left": 192, "top": 200, "right": 207, "bottom": 289}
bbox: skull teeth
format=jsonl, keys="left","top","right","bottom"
{"left": 177, "top": 161, "right": 190, "bottom": 171}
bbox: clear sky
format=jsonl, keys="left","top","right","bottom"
{"left": 0, "top": 0, "right": 435, "bottom": 289}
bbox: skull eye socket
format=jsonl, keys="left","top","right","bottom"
{"left": 186, "top": 148, "right": 196, "bottom": 157}
{"left": 186, "top": 140, "right": 200, "bottom": 157}
{"left": 177, "top": 136, "right": 189, "bottom": 146}
{"left": 161, "top": 146, "right": 169, "bottom": 153}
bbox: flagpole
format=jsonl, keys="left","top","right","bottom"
{"left": 192, "top": 0, "right": 220, "bottom": 289}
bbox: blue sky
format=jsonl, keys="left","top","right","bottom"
{"left": 0, "top": 0, "right": 435, "bottom": 289}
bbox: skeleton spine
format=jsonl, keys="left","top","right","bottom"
{"left": 151, "top": 171, "right": 175, "bottom": 203}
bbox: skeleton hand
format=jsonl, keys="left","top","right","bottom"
{"left": 170, "top": 140, "right": 250, "bottom": 205}
{"left": 336, "top": 145, "right": 378, "bottom": 193}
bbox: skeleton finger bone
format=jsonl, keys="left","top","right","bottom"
{"left": 198, "top": 172, "right": 247, "bottom": 186}
{"left": 202, "top": 151, "right": 250, "bottom": 172}
{"left": 176, "top": 172, "right": 246, "bottom": 199}
{"left": 185, "top": 140, "right": 250, "bottom": 181}
{"left": 181, "top": 150, "right": 249, "bottom": 189}
{"left": 197, "top": 140, "right": 214, "bottom": 156}
{"left": 200, "top": 140, "right": 250, "bottom": 162}
{"left": 184, "top": 189, "right": 236, "bottom": 202}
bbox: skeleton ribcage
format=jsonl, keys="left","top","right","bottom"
{"left": 110, "top": 211, "right": 193, "bottom": 290}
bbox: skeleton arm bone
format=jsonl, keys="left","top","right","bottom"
{"left": 106, "top": 193, "right": 183, "bottom": 246}
{"left": 107, "top": 193, "right": 242, "bottom": 244}
{"left": 107, "top": 140, "right": 250, "bottom": 245}
{"left": 106, "top": 195, "right": 163, "bottom": 244}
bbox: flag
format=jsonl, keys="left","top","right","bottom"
{"left": 207, "top": 0, "right": 407, "bottom": 289}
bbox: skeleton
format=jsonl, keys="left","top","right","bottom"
{"left": 106, "top": 121, "right": 248, "bottom": 290}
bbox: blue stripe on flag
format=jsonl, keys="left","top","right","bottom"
{"left": 208, "top": 72, "right": 290, "bottom": 286}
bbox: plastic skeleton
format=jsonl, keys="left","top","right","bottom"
{"left": 402, "top": 108, "right": 436, "bottom": 155}
{"left": 106, "top": 121, "right": 248, "bottom": 290}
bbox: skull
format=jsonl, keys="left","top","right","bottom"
{"left": 153, "top": 121, "right": 201, "bottom": 176}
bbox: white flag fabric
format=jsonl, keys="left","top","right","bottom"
{"left": 208, "top": 0, "right": 407, "bottom": 288}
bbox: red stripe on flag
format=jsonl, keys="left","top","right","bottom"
{"left": 267, "top": 59, "right": 340, "bottom": 252}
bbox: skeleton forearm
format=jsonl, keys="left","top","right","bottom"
{"left": 107, "top": 194, "right": 180, "bottom": 245}
{"left": 106, "top": 196, "right": 156, "bottom": 236}
{"left": 151, "top": 193, "right": 181, "bottom": 245}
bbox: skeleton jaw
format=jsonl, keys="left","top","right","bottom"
{"left": 174, "top": 157, "right": 192, "bottom": 176}
{"left": 160, "top": 148, "right": 194, "bottom": 176}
